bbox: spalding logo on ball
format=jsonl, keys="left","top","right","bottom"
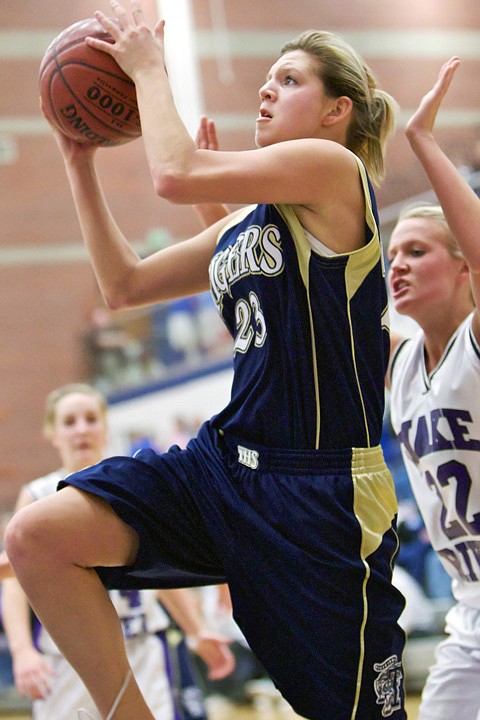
{"left": 39, "top": 18, "right": 142, "bottom": 147}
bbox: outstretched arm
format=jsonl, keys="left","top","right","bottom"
{"left": 87, "top": 1, "right": 359, "bottom": 212}
{"left": 406, "top": 57, "right": 480, "bottom": 316}
{"left": 44, "top": 118, "right": 224, "bottom": 312}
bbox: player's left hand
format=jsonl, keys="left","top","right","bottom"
{"left": 193, "top": 116, "right": 230, "bottom": 228}
{"left": 406, "top": 56, "right": 460, "bottom": 145}
{"left": 196, "top": 116, "right": 220, "bottom": 151}
{"left": 88, "top": 0, "right": 166, "bottom": 80}
{"left": 187, "top": 631, "right": 235, "bottom": 680}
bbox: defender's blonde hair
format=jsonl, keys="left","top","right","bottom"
{"left": 397, "top": 202, "right": 464, "bottom": 259}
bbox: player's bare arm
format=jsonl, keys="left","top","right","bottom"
{"left": 406, "top": 56, "right": 480, "bottom": 333}
{"left": 88, "top": 2, "right": 362, "bottom": 242}
{"left": 55, "top": 130, "right": 232, "bottom": 310}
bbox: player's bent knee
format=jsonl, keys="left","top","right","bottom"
{"left": 4, "top": 503, "right": 59, "bottom": 571}
{"left": 4, "top": 510, "right": 37, "bottom": 570}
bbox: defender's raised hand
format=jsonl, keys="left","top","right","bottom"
{"left": 406, "top": 56, "right": 460, "bottom": 148}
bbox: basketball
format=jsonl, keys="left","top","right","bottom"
{"left": 39, "top": 18, "right": 141, "bottom": 147}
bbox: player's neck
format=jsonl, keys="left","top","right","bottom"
{"left": 423, "top": 311, "right": 470, "bottom": 374}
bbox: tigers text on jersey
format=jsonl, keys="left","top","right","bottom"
{"left": 389, "top": 314, "right": 480, "bottom": 607}
{"left": 209, "top": 158, "right": 390, "bottom": 450}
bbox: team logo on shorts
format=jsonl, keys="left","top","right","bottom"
{"left": 237, "top": 445, "right": 259, "bottom": 469}
{"left": 373, "top": 654, "right": 403, "bottom": 717}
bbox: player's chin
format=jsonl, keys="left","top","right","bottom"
{"left": 391, "top": 297, "right": 415, "bottom": 317}
{"left": 74, "top": 449, "right": 99, "bottom": 467}
{"left": 254, "top": 123, "right": 276, "bottom": 148}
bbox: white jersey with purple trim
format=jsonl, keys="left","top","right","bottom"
{"left": 389, "top": 313, "right": 480, "bottom": 608}
{"left": 27, "top": 471, "right": 169, "bottom": 655}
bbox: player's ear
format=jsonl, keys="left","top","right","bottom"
{"left": 322, "top": 96, "right": 353, "bottom": 126}
{"left": 458, "top": 259, "right": 471, "bottom": 283}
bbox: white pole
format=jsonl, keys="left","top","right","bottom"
{"left": 208, "top": 0, "right": 234, "bottom": 85}
{"left": 155, "top": 0, "right": 204, "bottom": 137}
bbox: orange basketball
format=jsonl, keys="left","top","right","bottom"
{"left": 39, "top": 18, "right": 141, "bottom": 147}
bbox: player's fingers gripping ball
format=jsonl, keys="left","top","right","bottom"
{"left": 39, "top": 18, "right": 141, "bottom": 147}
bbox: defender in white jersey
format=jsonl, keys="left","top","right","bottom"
{"left": 388, "top": 57, "right": 480, "bottom": 720}
{"left": 1, "top": 385, "right": 233, "bottom": 720}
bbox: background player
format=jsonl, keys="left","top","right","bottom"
{"left": 388, "top": 57, "right": 480, "bottom": 720}
{"left": 1, "top": 383, "right": 233, "bottom": 720}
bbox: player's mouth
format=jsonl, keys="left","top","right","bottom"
{"left": 390, "top": 278, "right": 410, "bottom": 299}
{"left": 76, "top": 441, "right": 93, "bottom": 451}
{"left": 257, "top": 107, "right": 273, "bottom": 122}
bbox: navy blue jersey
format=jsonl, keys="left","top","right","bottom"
{"left": 209, "top": 157, "right": 389, "bottom": 449}
{"left": 57, "top": 156, "right": 404, "bottom": 720}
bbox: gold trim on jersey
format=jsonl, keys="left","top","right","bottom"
{"left": 276, "top": 157, "right": 383, "bottom": 450}
{"left": 351, "top": 446, "right": 398, "bottom": 559}
{"left": 350, "top": 445, "right": 399, "bottom": 719}
{"left": 343, "top": 161, "right": 382, "bottom": 448}
{"left": 274, "top": 202, "right": 321, "bottom": 447}
{"left": 216, "top": 204, "right": 258, "bottom": 245}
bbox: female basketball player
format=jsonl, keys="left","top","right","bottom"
{"left": 387, "top": 57, "right": 480, "bottom": 720}
{"left": 5, "top": 2, "right": 406, "bottom": 718}
{"left": 1, "top": 383, "right": 233, "bottom": 720}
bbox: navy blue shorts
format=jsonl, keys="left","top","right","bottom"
{"left": 59, "top": 421, "right": 406, "bottom": 720}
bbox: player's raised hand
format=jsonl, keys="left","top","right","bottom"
{"left": 88, "top": 0, "right": 166, "bottom": 80}
{"left": 193, "top": 115, "right": 230, "bottom": 227}
{"left": 406, "top": 56, "right": 460, "bottom": 147}
{"left": 38, "top": 97, "right": 97, "bottom": 162}
{"left": 196, "top": 115, "right": 220, "bottom": 151}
